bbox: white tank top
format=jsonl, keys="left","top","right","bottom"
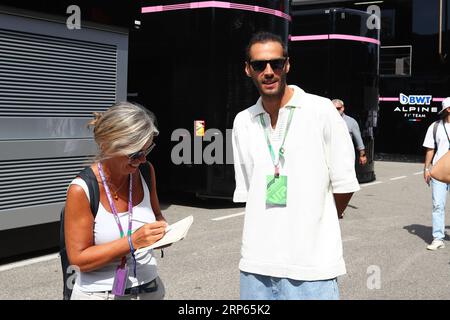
{"left": 70, "top": 172, "right": 158, "bottom": 292}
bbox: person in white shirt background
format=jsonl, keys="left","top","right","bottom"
{"left": 231, "top": 31, "right": 360, "bottom": 300}
{"left": 423, "top": 97, "right": 450, "bottom": 251}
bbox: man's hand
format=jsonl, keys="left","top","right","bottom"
{"left": 334, "top": 193, "right": 354, "bottom": 220}
{"left": 423, "top": 149, "right": 435, "bottom": 186}
{"left": 359, "top": 154, "right": 367, "bottom": 166}
{"left": 424, "top": 169, "right": 431, "bottom": 186}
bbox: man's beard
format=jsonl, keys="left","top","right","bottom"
{"left": 255, "top": 73, "right": 287, "bottom": 99}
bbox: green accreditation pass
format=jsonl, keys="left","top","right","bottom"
{"left": 260, "top": 107, "right": 295, "bottom": 207}
{"left": 266, "top": 175, "right": 287, "bottom": 206}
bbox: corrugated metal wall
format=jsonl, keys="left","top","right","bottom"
{"left": 0, "top": 11, "right": 128, "bottom": 231}
{"left": 0, "top": 28, "right": 117, "bottom": 117}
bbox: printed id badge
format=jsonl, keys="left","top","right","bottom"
{"left": 266, "top": 175, "right": 287, "bottom": 206}
{"left": 112, "top": 264, "right": 129, "bottom": 296}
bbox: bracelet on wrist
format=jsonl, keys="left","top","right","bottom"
{"left": 127, "top": 235, "right": 137, "bottom": 278}
{"left": 127, "top": 235, "right": 135, "bottom": 254}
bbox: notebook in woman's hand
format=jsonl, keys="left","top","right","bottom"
{"left": 135, "top": 215, "right": 194, "bottom": 253}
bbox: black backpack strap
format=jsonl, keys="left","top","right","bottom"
{"left": 77, "top": 166, "right": 100, "bottom": 218}
{"left": 139, "top": 161, "right": 152, "bottom": 193}
{"left": 59, "top": 208, "right": 72, "bottom": 300}
{"left": 433, "top": 120, "right": 440, "bottom": 151}
{"left": 60, "top": 166, "right": 99, "bottom": 300}
{"left": 59, "top": 205, "right": 71, "bottom": 299}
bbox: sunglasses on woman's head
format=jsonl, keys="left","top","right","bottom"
{"left": 128, "top": 142, "right": 156, "bottom": 161}
{"left": 249, "top": 58, "right": 287, "bottom": 72}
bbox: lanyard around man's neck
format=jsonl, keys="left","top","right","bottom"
{"left": 259, "top": 107, "right": 295, "bottom": 177}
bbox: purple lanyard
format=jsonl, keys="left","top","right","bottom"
{"left": 98, "top": 162, "right": 137, "bottom": 278}
{"left": 97, "top": 163, "right": 133, "bottom": 238}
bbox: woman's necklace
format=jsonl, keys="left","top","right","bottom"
{"left": 109, "top": 177, "right": 128, "bottom": 201}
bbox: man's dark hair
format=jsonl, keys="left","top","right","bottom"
{"left": 245, "top": 31, "right": 288, "bottom": 62}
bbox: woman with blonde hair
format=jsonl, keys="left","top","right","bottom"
{"left": 65, "top": 101, "right": 167, "bottom": 300}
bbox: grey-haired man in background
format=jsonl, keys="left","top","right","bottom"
{"left": 332, "top": 99, "right": 367, "bottom": 166}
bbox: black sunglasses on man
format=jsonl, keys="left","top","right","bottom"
{"left": 249, "top": 58, "right": 287, "bottom": 72}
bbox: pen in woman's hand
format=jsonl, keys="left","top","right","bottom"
{"left": 132, "top": 218, "right": 170, "bottom": 231}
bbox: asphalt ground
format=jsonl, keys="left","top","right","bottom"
{"left": 1, "top": 161, "right": 449, "bottom": 300}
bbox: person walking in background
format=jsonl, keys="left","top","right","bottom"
{"left": 423, "top": 97, "right": 450, "bottom": 250}
{"left": 64, "top": 102, "right": 168, "bottom": 299}
{"left": 332, "top": 99, "right": 367, "bottom": 166}
{"left": 231, "top": 31, "right": 360, "bottom": 300}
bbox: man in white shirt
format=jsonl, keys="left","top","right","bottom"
{"left": 232, "top": 32, "right": 360, "bottom": 300}
{"left": 423, "top": 97, "right": 450, "bottom": 250}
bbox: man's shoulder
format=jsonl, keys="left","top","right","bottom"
{"left": 422, "top": 120, "right": 441, "bottom": 142}
{"left": 427, "top": 120, "right": 441, "bottom": 131}
{"left": 233, "top": 104, "right": 260, "bottom": 126}
{"left": 293, "top": 87, "right": 330, "bottom": 105}
{"left": 343, "top": 114, "right": 358, "bottom": 125}
{"left": 304, "top": 92, "right": 331, "bottom": 104}
{"left": 297, "top": 90, "right": 334, "bottom": 115}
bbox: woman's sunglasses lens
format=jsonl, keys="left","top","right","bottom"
{"left": 129, "top": 151, "right": 143, "bottom": 160}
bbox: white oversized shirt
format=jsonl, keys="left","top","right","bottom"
{"left": 232, "top": 85, "right": 360, "bottom": 280}
{"left": 423, "top": 120, "right": 450, "bottom": 165}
